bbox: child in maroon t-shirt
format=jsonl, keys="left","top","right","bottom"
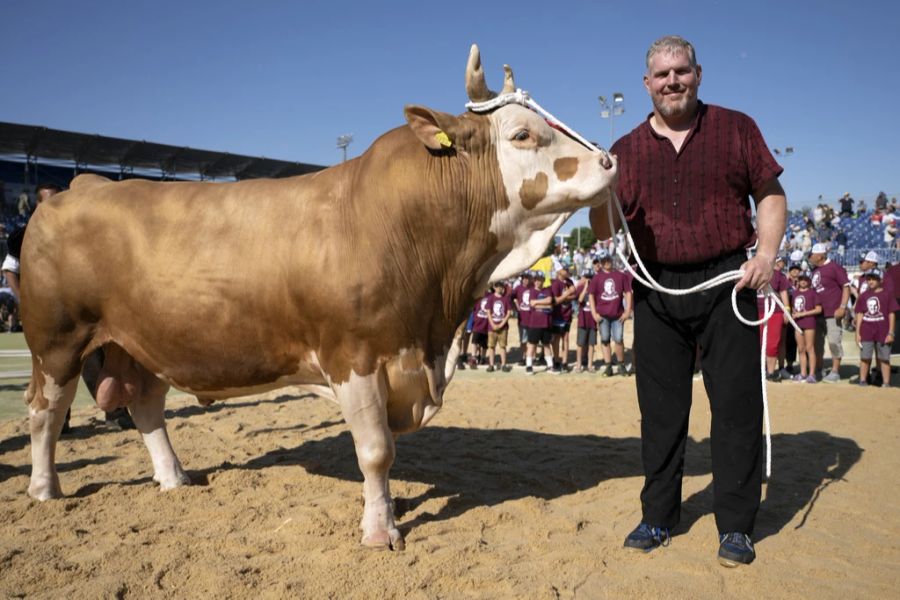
{"left": 791, "top": 272, "right": 822, "bottom": 383}
{"left": 854, "top": 269, "right": 898, "bottom": 387}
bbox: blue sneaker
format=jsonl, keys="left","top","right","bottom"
{"left": 717, "top": 532, "right": 756, "bottom": 567}
{"left": 623, "top": 523, "right": 670, "bottom": 552}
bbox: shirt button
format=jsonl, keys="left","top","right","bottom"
{"left": 674, "top": 177, "right": 678, "bottom": 183}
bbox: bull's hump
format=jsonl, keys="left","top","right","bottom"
{"left": 70, "top": 173, "right": 113, "bottom": 189}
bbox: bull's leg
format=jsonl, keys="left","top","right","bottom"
{"left": 335, "top": 372, "right": 404, "bottom": 550}
{"left": 27, "top": 369, "right": 78, "bottom": 500}
{"left": 127, "top": 377, "right": 190, "bottom": 491}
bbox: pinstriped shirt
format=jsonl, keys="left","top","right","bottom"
{"left": 611, "top": 102, "right": 783, "bottom": 265}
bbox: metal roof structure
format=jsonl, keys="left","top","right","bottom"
{"left": 0, "top": 121, "right": 325, "bottom": 180}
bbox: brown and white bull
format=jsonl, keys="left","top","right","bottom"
{"left": 21, "top": 45, "right": 616, "bottom": 549}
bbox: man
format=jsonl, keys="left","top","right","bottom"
{"left": 839, "top": 193, "right": 854, "bottom": 218}
{"left": 852, "top": 251, "right": 895, "bottom": 299}
{"left": 525, "top": 272, "right": 555, "bottom": 374}
{"left": 512, "top": 272, "right": 533, "bottom": 365}
{"left": 590, "top": 35, "right": 786, "bottom": 567}
{"left": 757, "top": 258, "right": 791, "bottom": 381}
{"left": 574, "top": 270, "right": 597, "bottom": 372}
{"left": 549, "top": 268, "right": 577, "bottom": 373}
{"left": 589, "top": 252, "right": 632, "bottom": 376}
{"left": 808, "top": 243, "right": 851, "bottom": 382}
{"left": 486, "top": 281, "right": 513, "bottom": 373}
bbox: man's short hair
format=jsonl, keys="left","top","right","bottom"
{"left": 35, "top": 182, "right": 62, "bottom": 193}
{"left": 646, "top": 35, "right": 698, "bottom": 70}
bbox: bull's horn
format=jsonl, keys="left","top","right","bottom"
{"left": 501, "top": 64, "right": 516, "bottom": 94}
{"left": 465, "top": 44, "right": 495, "bottom": 102}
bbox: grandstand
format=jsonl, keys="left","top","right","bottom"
{"left": 786, "top": 211, "right": 899, "bottom": 267}
{"left": 0, "top": 121, "right": 325, "bottom": 242}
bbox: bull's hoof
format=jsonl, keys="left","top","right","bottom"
{"left": 361, "top": 529, "right": 405, "bottom": 551}
{"left": 28, "top": 478, "right": 63, "bottom": 501}
{"left": 155, "top": 471, "right": 191, "bottom": 491}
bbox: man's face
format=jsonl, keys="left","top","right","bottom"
{"left": 644, "top": 49, "right": 701, "bottom": 119}
{"left": 557, "top": 269, "right": 569, "bottom": 281}
{"left": 36, "top": 187, "right": 58, "bottom": 204}
{"left": 600, "top": 259, "right": 613, "bottom": 272}
{"left": 809, "top": 253, "right": 825, "bottom": 266}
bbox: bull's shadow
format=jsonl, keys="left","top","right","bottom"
{"left": 203, "top": 427, "right": 860, "bottom": 541}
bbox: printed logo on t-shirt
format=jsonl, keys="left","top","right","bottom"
{"left": 793, "top": 296, "right": 806, "bottom": 312}
{"left": 864, "top": 297, "right": 884, "bottom": 321}
{"left": 521, "top": 290, "right": 531, "bottom": 309}
{"left": 600, "top": 278, "right": 619, "bottom": 301}
{"left": 811, "top": 271, "right": 823, "bottom": 292}
{"left": 491, "top": 300, "right": 506, "bottom": 320}
{"left": 477, "top": 298, "right": 489, "bottom": 319}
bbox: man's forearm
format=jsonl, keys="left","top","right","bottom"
{"left": 756, "top": 194, "right": 787, "bottom": 262}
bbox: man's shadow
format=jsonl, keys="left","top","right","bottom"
{"left": 679, "top": 431, "right": 862, "bottom": 541}
{"left": 191, "top": 427, "right": 859, "bottom": 540}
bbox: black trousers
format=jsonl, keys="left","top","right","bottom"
{"left": 633, "top": 253, "right": 763, "bottom": 535}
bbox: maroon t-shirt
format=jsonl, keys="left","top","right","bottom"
{"left": 514, "top": 285, "right": 533, "bottom": 328}
{"left": 529, "top": 286, "right": 553, "bottom": 329}
{"left": 488, "top": 293, "right": 512, "bottom": 330}
{"left": 612, "top": 102, "right": 783, "bottom": 265}
{"left": 855, "top": 288, "right": 899, "bottom": 343}
{"left": 575, "top": 280, "right": 596, "bottom": 329}
{"left": 589, "top": 270, "right": 632, "bottom": 319}
{"left": 550, "top": 277, "right": 575, "bottom": 322}
{"left": 472, "top": 294, "right": 491, "bottom": 334}
{"left": 791, "top": 288, "right": 820, "bottom": 330}
{"left": 811, "top": 260, "right": 850, "bottom": 317}
{"left": 757, "top": 269, "right": 789, "bottom": 315}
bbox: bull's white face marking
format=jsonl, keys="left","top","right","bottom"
{"left": 484, "top": 104, "right": 618, "bottom": 284}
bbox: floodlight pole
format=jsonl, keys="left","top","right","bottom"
{"left": 598, "top": 93, "right": 625, "bottom": 149}
{"left": 336, "top": 134, "right": 353, "bottom": 163}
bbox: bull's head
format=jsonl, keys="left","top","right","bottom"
{"left": 404, "top": 44, "right": 617, "bottom": 282}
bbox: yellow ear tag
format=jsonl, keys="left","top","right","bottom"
{"left": 434, "top": 131, "right": 452, "bottom": 147}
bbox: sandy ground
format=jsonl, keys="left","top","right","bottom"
{"left": 0, "top": 343, "right": 898, "bottom": 598}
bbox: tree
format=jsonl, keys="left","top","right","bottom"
{"left": 566, "top": 227, "right": 596, "bottom": 251}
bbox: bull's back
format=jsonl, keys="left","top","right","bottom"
{"left": 21, "top": 174, "right": 365, "bottom": 392}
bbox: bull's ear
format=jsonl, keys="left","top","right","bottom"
{"left": 404, "top": 105, "right": 459, "bottom": 151}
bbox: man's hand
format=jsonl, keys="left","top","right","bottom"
{"left": 591, "top": 311, "right": 601, "bottom": 323}
{"left": 834, "top": 307, "right": 846, "bottom": 320}
{"left": 735, "top": 254, "right": 774, "bottom": 291}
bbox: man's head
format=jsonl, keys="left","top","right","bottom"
{"left": 556, "top": 267, "right": 569, "bottom": 281}
{"left": 860, "top": 251, "right": 880, "bottom": 271}
{"left": 591, "top": 258, "right": 601, "bottom": 272}
{"left": 775, "top": 256, "right": 786, "bottom": 271}
{"left": 644, "top": 35, "right": 702, "bottom": 121}
{"left": 864, "top": 268, "right": 883, "bottom": 289}
{"left": 599, "top": 254, "right": 613, "bottom": 271}
{"left": 492, "top": 280, "right": 506, "bottom": 294}
{"left": 808, "top": 243, "right": 828, "bottom": 266}
{"left": 35, "top": 183, "right": 61, "bottom": 204}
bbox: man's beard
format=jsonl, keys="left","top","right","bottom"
{"left": 654, "top": 90, "right": 695, "bottom": 118}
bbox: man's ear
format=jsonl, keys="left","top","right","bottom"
{"left": 404, "top": 105, "right": 459, "bottom": 151}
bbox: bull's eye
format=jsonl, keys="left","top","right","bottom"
{"left": 513, "top": 130, "right": 530, "bottom": 142}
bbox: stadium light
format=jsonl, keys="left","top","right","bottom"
{"left": 598, "top": 93, "right": 625, "bottom": 148}
{"left": 336, "top": 134, "right": 354, "bottom": 163}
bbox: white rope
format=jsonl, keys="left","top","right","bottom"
{"left": 468, "top": 89, "right": 799, "bottom": 477}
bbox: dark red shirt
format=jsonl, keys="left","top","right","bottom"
{"left": 612, "top": 102, "right": 783, "bottom": 265}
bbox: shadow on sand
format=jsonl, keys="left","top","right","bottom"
{"left": 195, "top": 426, "right": 862, "bottom": 542}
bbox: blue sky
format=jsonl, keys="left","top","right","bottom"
{"left": 3, "top": 0, "right": 898, "bottom": 230}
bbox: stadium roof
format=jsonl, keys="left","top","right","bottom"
{"left": 0, "top": 121, "right": 325, "bottom": 180}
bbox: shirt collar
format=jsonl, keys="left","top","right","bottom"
{"left": 644, "top": 100, "right": 706, "bottom": 142}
